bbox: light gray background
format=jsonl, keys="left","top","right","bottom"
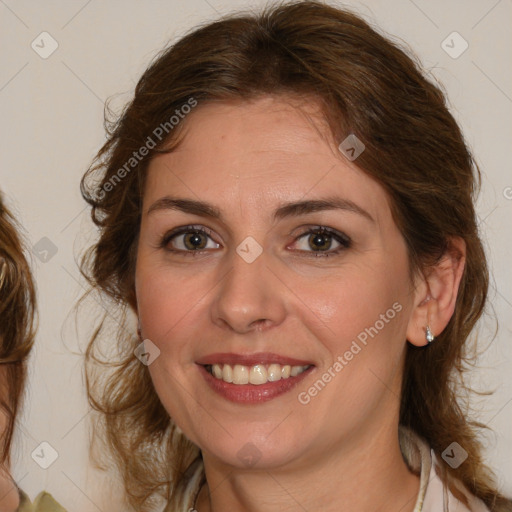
{"left": 1, "top": 0, "right": 511, "bottom": 510}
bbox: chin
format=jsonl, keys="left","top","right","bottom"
{"left": 197, "top": 428, "right": 307, "bottom": 471}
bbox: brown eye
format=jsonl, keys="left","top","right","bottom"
{"left": 308, "top": 232, "right": 333, "bottom": 251}
{"left": 292, "top": 227, "right": 351, "bottom": 257}
{"left": 161, "top": 226, "right": 220, "bottom": 254}
{"left": 183, "top": 232, "right": 208, "bottom": 250}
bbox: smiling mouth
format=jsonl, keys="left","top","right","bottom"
{"left": 204, "top": 363, "right": 312, "bottom": 385}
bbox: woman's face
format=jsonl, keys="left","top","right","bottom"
{"left": 136, "top": 96, "right": 418, "bottom": 470}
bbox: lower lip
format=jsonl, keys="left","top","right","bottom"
{"left": 198, "top": 364, "right": 314, "bottom": 404}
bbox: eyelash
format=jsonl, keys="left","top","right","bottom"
{"left": 159, "top": 224, "right": 352, "bottom": 258}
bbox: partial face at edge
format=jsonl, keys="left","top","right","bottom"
{"left": 135, "top": 95, "right": 417, "bottom": 471}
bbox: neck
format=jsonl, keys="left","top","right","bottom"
{"left": 0, "top": 466, "right": 19, "bottom": 512}
{"left": 195, "top": 423, "right": 420, "bottom": 512}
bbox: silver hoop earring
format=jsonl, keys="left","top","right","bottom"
{"left": 425, "top": 325, "right": 435, "bottom": 344}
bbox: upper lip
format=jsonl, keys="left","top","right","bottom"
{"left": 196, "top": 352, "right": 314, "bottom": 367}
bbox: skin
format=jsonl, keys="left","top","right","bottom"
{"left": 0, "top": 468, "right": 18, "bottom": 512}
{"left": 135, "top": 95, "right": 465, "bottom": 512}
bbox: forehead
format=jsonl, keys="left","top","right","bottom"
{"left": 163, "top": 96, "right": 337, "bottom": 166}
{"left": 144, "top": 96, "right": 390, "bottom": 225}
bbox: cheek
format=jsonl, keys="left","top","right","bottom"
{"left": 135, "top": 262, "right": 208, "bottom": 350}
{"left": 297, "top": 266, "right": 407, "bottom": 349}
{"left": 136, "top": 264, "right": 209, "bottom": 437}
{"left": 292, "top": 258, "right": 412, "bottom": 414}
{"left": 292, "top": 273, "right": 409, "bottom": 428}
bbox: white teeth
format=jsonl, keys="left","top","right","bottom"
{"left": 267, "top": 364, "right": 282, "bottom": 382}
{"left": 209, "top": 363, "right": 309, "bottom": 385}
{"left": 213, "top": 364, "right": 223, "bottom": 379}
{"left": 290, "top": 365, "right": 302, "bottom": 377}
{"left": 249, "top": 364, "right": 267, "bottom": 385}
{"left": 222, "top": 364, "right": 233, "bottom": 383}
{"left": 233, "top": 364, "right": 249, "bottom": 385}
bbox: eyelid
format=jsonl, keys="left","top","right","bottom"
{"left": 162, "top": 224, "right": 217, "bottom": 240}
{"left": 289, "top": 225, "right": 351, "bottom": 256}
{"left": 294, "top": 225, "right": 350, "bottom": 242}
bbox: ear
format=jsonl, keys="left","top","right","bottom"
{"left": 406, "top": 237, "right": 466, "bottom": 347}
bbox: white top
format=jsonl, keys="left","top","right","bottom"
{"left": 166, "top": 427, "right": 491, "bottom": 512}
{"left": 399, "top": 427, "right": 490, "bottom": 512}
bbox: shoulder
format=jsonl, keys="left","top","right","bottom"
{"left": 426, "top": 452, "right": 491, "bottom": 512}
{"left": 16, "top": 488, "right": 67, "bottom": 512}
{"left": 163, "top": 456, "right": 205, "bottom": 512}
{"left": 398, "top": 426, "right": 492, "bottom": 512}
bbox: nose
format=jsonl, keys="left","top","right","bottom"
{"left": 210, "top": 246, "right": 287, "bottom": 334}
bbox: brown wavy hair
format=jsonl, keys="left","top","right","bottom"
{"left": 0, "top": 193, "right": 36, "bottom": 466}
{"left": 80, "top": 1, "right": 511, "bottom": 510}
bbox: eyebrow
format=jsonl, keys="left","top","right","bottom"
{"left": 147, "top": 196, "right": 374, "bottom": 223}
